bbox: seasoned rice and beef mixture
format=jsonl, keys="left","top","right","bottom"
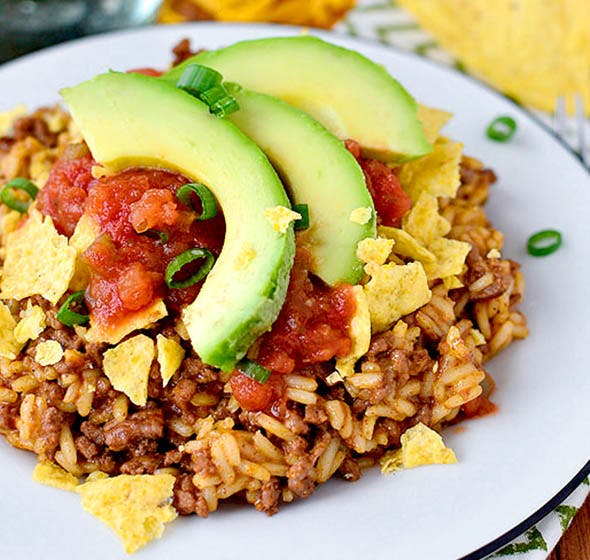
{"left": 0, "top": 43, "right": 527, "bottom": 550}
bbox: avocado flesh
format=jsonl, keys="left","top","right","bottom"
{"left": 164, "top": 36, "right": 432, "bottom": 163}
{"left": 226, "top": 85, "right": 375, "bottom": 286}
{"left": 61, "top": 72, "right": 295, "bottom": 371}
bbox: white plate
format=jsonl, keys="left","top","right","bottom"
{"left": 0, "top": 23, "right": 588, "bottom": 560}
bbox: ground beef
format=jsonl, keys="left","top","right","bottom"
{"left": 80, "top": 420, "right": 105, "bottom": 446}
{"left": 254, "top": 478, "right": 281, "bottom": 515}
{"left": 12, "top": 115, "right": 58, "bottom": 147}
{"left": 103, "top": 409, "right": 164, "bottom": 452}
{"left": 171, "top": 37, "right": 204, "bottom": 66}
{"left": 38, "top": 407, "right": 65, "bottom": 456}
{"left": 120, "top": 455, "right": 161, "bottom": 475}
{"left": 339, "top": 455, "right": 361, "bottom": 481}
{"left": 173, "top": 473, "right": 208, "bottom": 516}
{"left": 75, "top": 434, "right": 100, "bottom": 460}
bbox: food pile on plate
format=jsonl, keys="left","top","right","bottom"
{"left": 0, "top": 36, "right": 528, "bottom": 553}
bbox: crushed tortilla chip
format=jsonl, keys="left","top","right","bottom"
{"left": 86, "top": 299, "right": 167, "bottom": 345}
{"left": 487, "top": 248, "right": 501, "bottom": 259}
{"left": 33, "top": 461, "right": 79, "bottom": 491}
{"left": 402, "top": 193, "right": 451, "bottom": 247}
{"left": 417, "top": 104, "right": 452, "bottom": 144}
{"left": 0, "top": 210, "right": 76, "bottom": 305}
{"left": 422, "top": 238, "right": 471, "bottom": 280}
{"left": 14, "top": 303, "right": 46, "bottom": 344}
{"left": 349, "top": 206, "right": 373, "bottom": 225}
{"left": 378, "top": 226, "right": 436, "bottom": 264}
{"left": 469, "top": 328, "right": 487, "bottom": 346}
{"left": 35, "top": 340, "right": 64, "bottom": 366}
{"left": 380, "top": 422, "right": 457, "bottom": 473}
{"left": 156, "top": 334, "right": 185, "bottom": 387}
{"left": 363, "top": 261, "right": 431, "bottom": 333}
{"left": 102, "top": 334, "right": 155, "bottom": 406}
{"left": 0, "top": 105, "right": 27, "bottom": 136}
{"left": 442, "top": 275, "right": 464, "bottom": 290}
{"left": 335, "top": 286, "right": 371, "bottom": 377}
{"left": 0, "top": 302, "right": 22, "bottom": 359}
{"left": 264, "top": 206, "right": 301, "bottom": 234}
{"left": 76, "top": 473, "right": 177, "bottom": 554}
{"left": 69, "top": 214, "right": 100, "bottom": 291}
{"left": 397, "top": 137, "right": 463, "bottom": 202}
{"left": 356, "top": 237, "right": 394, "bottom": 266}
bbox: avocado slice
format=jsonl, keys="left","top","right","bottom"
{"left": 225, "top": 84, "right": 375, "bottom": 286}
{"left": 164, "top": 36, "right": 432, "bottom": 162}
{"left": 61, "top": 71, "right": 295, "bottom": 371}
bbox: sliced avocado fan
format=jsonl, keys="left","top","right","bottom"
{"left": 224, "top": 84, "right": 376, "bottom": 286}
{"left": 164, "top": 35, "right": 432, "bottom": 163}
{"left": 61, "top": 72, "right": 295, "bottom": 371}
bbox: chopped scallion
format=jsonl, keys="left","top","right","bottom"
{"left": 293, "top": 203, "right": 310, "bottom": 230}
{"left": 199, "top": 84, "right": 230, "bottom": 106}
{"left": 237, "top": 359, "right": 271, "bottom": 384}
{"left": 210, "top": 96, "right": 240, "bottom": 117}
{"left": 176, "top": 183, "right": 217, "bottom": 220}
{"left": 486, "top": 116, "right": 517, "bottom": 142}
{"left": 1, "top": 177, "right": 39, "bottom": 213}
{"left": 165, "top": 248, "right": 215, "bottom": 289}
{"left": 56, "top": 291, "right": 89, "bottom": 326}
{"left": 176, "top": 64, "right": 222, "bottom": 96}
{"left": 527, "top": 229, "right": 562, "bottom": 256}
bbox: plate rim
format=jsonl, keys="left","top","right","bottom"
{"left": 0, "top": 21, "right": 588, "bottom": 559}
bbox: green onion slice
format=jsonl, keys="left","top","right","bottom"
{"left": 165, "top": 248, "right": 215, "bottom": 289}
{"left": 237, "top": 359, "right": 271, "bottom": 384}
{"left": 176, "top": 64, "right": 222, "bottom": 96}
{"left": 176, "top": 183, "right": 217, "bottom": 220}
{"left": 210, "top": 96, "right": 240, "bottom": 118}
{"left": 56, "top": 291, "right": 89, "bottom": 326}
{"left": 199, "top": 84, "right": 230, "bottom": 106}
{"left": 1, "top": 177, "right": 39, "bottom": 213}
{"left": 293, "top": 203, "right": 309, "bottom": 230}
{"left": 486, "top": 116, "right": 517, "bottom": 142}
{"left": 527, "top": 229, "right": 562, "bottom": 256}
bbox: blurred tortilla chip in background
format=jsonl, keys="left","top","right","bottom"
{"left": 396, "top": 0, "right": 590, "bottom": 114}
{"left": 159, "top": 0, "right": 356, "bottom": 28}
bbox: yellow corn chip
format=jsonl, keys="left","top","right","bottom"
{"left": 156, "top": 334, "right": 185, "bottom": 387}
{"left": 380, "top": 422, "right": 457, "bottom": 473}
{"left": 0, "top": 211, "right": 76, "bottom": 305}
{"left": 76, "top": 474, "right": 177, "bottom": 554}
{"left": 0, "top": 105, "right": 26, "bottom": 136}
{"left": 442, "top": 275, "right": 464, "bottom": 290}
{"left": 69, "top": 214, "right": 100, "bottom": 291}
{"left": 35, "top": 340, "right": 64, "bottom": 366}
{"left": 356, "top": 237, "right": 394, "bottom": 266}
{"left": 102, "top": 334, "right": 155, "bottom": 406}
{"left": 417, "top": 104, "right": 453, "bottom": 144}
{"left": 349, "top": 207, "right": 373, "bottom": 225}
{"left": 378, "top": 226, "right": 436, "bottom": 264}
{"left": 398, "top": 137, "right": 463, "bottom": 202}
{"left": 14, "top": 303, "right": 46, "bottom": 344}
{"left": 363, "top": 261, "right": 431, "bottom": 333}
{"left": 402, "top": 193, "right": 451, "bottom": 246}
{"left": 422, "top": 238, "right": 471, "bottom": 280}
{"left": 0, "top": 302, "right": 22, "bottom": 359}
{"left": 86, "top": 299, "right": 167, "bottom": 345}
{"left": 264, "top": 206, "right": 301, "bottom": 234}
{"left": 33, "top": 461, "right": 79, "bottom": 491}
{"left": 1, "top": 210, "right": 21, "bottom": 240}
{"left": 335, "top": 286, "right": 371, "bottom": 377}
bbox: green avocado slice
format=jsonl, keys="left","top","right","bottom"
{"left": 61, "top": 71, "right": 295, "bottom": 371}
{"left": 225, "top": 84, "right": 375, "bottom": 286}
{"left": 164, "top": 36, "right": 432, "bottom": 163}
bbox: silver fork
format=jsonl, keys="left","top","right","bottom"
{"left": 554, "top": 94, "right": 588, "bottom": 167}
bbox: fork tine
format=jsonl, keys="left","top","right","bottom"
{"left": 575, "top": 93, "right": 587, "bottom": 165}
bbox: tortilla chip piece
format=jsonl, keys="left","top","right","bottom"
{"left": 402, "top": 193, "right": 451, "bottom": 246}
{"left": 0, "top": 211, "right": 76, "bottom": 305}
{"left": 0, "top": 302, "right": 22, "bottom": 359}
{"left": 86, "top": 299, "right": 167, "bottom": 345}
{"left": 378, "top": 226, "right": 436, "bottom": 264}
{"left": 69, "top": 214, "right": 100, "bottom": 291}
{"left": 356, "top": 237, "right": 394, "bottom": 266}
{"left": 103, "top": 334, "right": 155, "bottom": 406}
{"left": 264, "top": 206, "right": 301, "bottom": 234}
{"left": 363, "top": 261, "right": 431, "bottom": 333}
{"left": 349, "top": 206, "right": 373, "bottom": 225}
{"left": 417, "top": 104, "right": 453, "bottom": 144}
{"left": 422, "top": 238, "right": 471, "bottom": 280}
{"left": 13, "top": 304, "right": 46, "bottom": 344}
{"left": 33, "top": 461, "right": 79, "bottom": 491}
{"left": 335, "top": 286, "right": 371, "bottom": 377}
{"left": 156, "top": 334, "right": 185, "bottom": 387}
{"left": 76, "top": 474, "right": 177, "bottom": 554}
{"left": 398, "top": 137, "right": 463, "bottom": 202}
{"left": 380, "top": 422, "right": 457, "bottom": 473}
{"left": 35, "top": 340, "right": 64, "bottom": 366}
{"left": 442, "top": 275, "right": 464, "bottom": 290}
